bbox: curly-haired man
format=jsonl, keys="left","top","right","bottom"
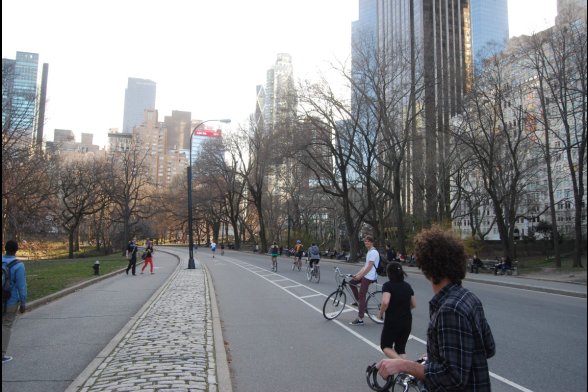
{"left": 377, "top": 226, "right": 495, "bottom": 391}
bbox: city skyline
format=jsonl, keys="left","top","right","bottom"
{"left": 2, "top": 0, "right": 557, "bottom": 148}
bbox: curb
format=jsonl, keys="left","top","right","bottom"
{"left": 204, "top": 263, "right": 233, "bottom": 392}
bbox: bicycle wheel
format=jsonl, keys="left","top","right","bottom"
{"left": 315, "top": 266, "right": 320, "bottom": 283}
{"left": 366, "top": 290, "right": 384, "bottom": 324}
{"left": 322, "top": 290, "right": 346, "bottom": 320}
{"left": 306, "top": 266, "right": 312, "bottom": 281}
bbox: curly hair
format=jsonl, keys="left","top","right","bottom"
{"left": 386, "top": 261, "right": 407, "bottom": 282}
{"left": 414, "top": 226, "right": 466, "bottom": 284}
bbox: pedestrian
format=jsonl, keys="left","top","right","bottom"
{"left": 211, "top": 241, "right": 217, "bottom": 258}
{"left": 377, "top": 226, "right": 495, "bottom": 391}
{"left": 126, "top": 238, "right": 139, "bottom": 275}
{"left": 220, "top": 243, "right": 225, "bottom": 256}
{"left": 349, "top": 235, "right": 380, "bottom": 326}
{"left": 386, "top": 244, "right": 396, "bottom": 263}
{"left": 140, "top": 239, "right": 155, "bottom": 274}
{"left": 2, "top": 240, "right": 27, "bottom": 364}
{"left": 378, "top": 262, "right": 416, "bottom": 359}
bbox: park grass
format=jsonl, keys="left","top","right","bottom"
{"left": 23, "top": 254, "right": 128, "bottom": 302}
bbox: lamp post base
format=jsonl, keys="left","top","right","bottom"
{"left": 187, "top": 257, "right": 196, "bottom": 269}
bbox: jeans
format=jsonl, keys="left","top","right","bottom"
{"left": 350, "top": 277, "right": 374, "bottom": 319}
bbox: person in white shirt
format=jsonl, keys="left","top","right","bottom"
{"left": 349, "top": 235, "right": 380, "bottom": 326}
{"left": 211, "top": 242, "right": 217, "bottom": 258}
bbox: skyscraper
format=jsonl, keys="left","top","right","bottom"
{"left": 352, "top": 0, "right": 473, "bottom": 222}
{"left": 122, "top": 77, "right": 156, "bottom": 133}
{"left": 2, "top": 51, "right": 39, "bottom": 138}
{"left": 470, "top": 0, "right": 509, "bottom": 66}
{"left": 263, "top": 53, "right": 297, "bottom": 134}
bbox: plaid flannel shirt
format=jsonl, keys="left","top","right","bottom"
{"left": 425, "top": 282, "right": 496, "bottom": 391}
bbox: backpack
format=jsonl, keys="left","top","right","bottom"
{"left": 376, "top": 259, "right": 387, "bottom": 277}
{"left": 310, "top": 246, "right": 320, "bottom": 258}
{"left": 2, "top": 260, "right": 20, "bottom": 309}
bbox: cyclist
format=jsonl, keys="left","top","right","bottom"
{"left": 349, "top": 235, "right": 380, "bottom": 326}
{"left": 270, "top": 241, "right": 279, "bottom": 271}
{"left": 294, "top": 240, "right": 304, "bottom": 270}
{"left": 308, "top": 243, "right": 321, "bottom": 274}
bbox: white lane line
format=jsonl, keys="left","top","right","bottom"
{"left": 300, "top": 293, "right": 323, "bottom": 299}
{"left": 222, "top": 258, "right": 533, "bottom": 392}
{"left": 283, "top": 284, "right": 303, "bottom": 289}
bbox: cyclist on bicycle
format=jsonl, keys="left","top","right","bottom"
{"left": 349, "top": 235, "right": 380, "bottom": 326}
{"left": 294, "top": 240, "right": 304, "bottom": 270}
{"left": 308, "top": 243, "right": 321, "bottom": 272}
{"left": 270, "top": 241, "right": 279, "bottom": 271}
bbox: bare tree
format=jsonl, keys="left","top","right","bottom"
{"left": 454, "top": 53, "right": 539, "bottom": 259}
{"left": 518, "top": 11, "right": 586, "bottom": 267}
{"left": 2, "top": 66, "right": 56, "bottom": 243}
{"left": 103, "top": 138, "right": 153, "bottom": 252}
{"left": 56, "top": 156, "right": 108, "bottom": 258}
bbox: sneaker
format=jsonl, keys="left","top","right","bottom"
{"left": 2, "top": 355, "right": 13, "bottom": 364}
{"left": 349, "top": 319, "right": 364, "bottom": 326}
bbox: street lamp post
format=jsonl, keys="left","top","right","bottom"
{"left": 187, "top": 118, "right": 231, "bottom": 269}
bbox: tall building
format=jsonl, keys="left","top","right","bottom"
{"left": 2, "top": 51, "right": 39, "bottom": 138}
{"left": 164, "top": 110, "right": 192, "bottom": 151}
{"left": 353, "top": 0, "right": 473, "bottom": 222}
{"left": 470, "top": 0, "right": 509, "bottom": 66}
{"left": 263, "top": 53, "right": 297, "bottom": 135}
{"left": 122, "top": 77, "right": 156, "bottom": 133}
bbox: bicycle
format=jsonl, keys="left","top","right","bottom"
{"left": 366, "top": 357, "right": 428, "bottom": 392}
{"left": 291, "top": 253, "right": 302, "bottom": 271}
{"left": 322, "top": 267, "right": 384, "bottom": 324}
{"left": 306, "top": 260, "right": 320, "bottom": 283}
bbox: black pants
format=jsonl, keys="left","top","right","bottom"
{"left": 126, "top": 257, "right": 137, "bottom": 275}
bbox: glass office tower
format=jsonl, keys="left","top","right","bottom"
{"left": 470, "top": 0, "right": 509, "bottom": 66}
{"left": 122, "top": 77, "right": 156, "bottom": 133}
{"left": 2, "top": 51, "right": 39, "bottom": 137}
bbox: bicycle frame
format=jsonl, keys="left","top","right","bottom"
{"left": 322, "top": 267, "right": 383, "bottom": 324}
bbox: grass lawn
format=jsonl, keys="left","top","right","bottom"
{"left": 23, "top": 254, "right": 128, "bottom": 302}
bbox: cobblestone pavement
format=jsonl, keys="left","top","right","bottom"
{"left": 72, "top": 259, "right": 218, "bottom": 392}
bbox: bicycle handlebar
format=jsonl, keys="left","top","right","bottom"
{"left": 366, "top": 363, "right": 394, "bottom": 391}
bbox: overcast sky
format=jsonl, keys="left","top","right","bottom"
{"left": 2, "top": 0, "right": 557, "bottom": 148}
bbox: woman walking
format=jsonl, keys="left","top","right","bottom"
{"left": 378, "top": 262, "right": 416, "bottom": 359}
{"left": 141, "top": 239, "right": 155, "bottom": 274}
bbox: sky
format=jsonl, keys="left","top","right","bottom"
{"left": 2, "top": 0, "right": 557, "bottom": 149}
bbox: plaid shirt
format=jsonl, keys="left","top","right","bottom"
{"left": 425, "top": 282, "right": 495, "bottom": 391}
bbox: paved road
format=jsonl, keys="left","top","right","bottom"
{"left": 2, "top": 246, "right": 585, "bottom": 392}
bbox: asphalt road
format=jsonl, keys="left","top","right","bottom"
{"left": 200, "top": 249, "right": 587, "bottom": 392}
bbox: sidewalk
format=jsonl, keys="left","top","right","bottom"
{"left": 403, "top": 265, "right": 587, "bottom": 298}
{"left": 65, "top": 255, "right": 231, "bottom": 392}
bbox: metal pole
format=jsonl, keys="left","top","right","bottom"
{"left": 187, "top": 119, "right": 230, "bottom": 269}
{"left": 187, "top": 164, "right": 196, "bottom": 269}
